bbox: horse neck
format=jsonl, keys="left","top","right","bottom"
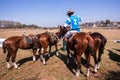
{"left": 16, "top": 36, "right": 23, "bottom": 41}
{"left": 49, "top": 33, "right": 58, "bottom": 44}
{"left": 59, "top": 26, "right": 68, "bottom": 38}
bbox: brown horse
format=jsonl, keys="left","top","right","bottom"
{"left": 89, "top": 32, "right": 107, "bottom": 73}
{"left": 2, "top": 34, "right": 38, "bottom": 69}
{"left": 59, "top": 25, "right": 94, "bottom": 77}
{"left": 37, "top": 32, "right": 59, "bottom": 64}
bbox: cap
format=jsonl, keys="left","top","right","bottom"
{"left": 67, "top": 9, "right": 74, "bottom": 15}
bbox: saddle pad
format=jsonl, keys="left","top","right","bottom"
{"left": 24, "top": 37, "right": 33, "bottom": 44}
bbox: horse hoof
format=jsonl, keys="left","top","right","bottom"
{"left": 94, "top": 69, "right": 98, "bottom": 73}
{"left": 48, "top": 54, "right": 50, "bottom": 57}
{"left": 43, "top": 63, "right": 46, "bottom": 65}
{"left": 76, "top": 72, "right": 80, "bottom": 77}
{"left": 33, "top": 61, "right": 36, "bottom": 63}
{"left": 7, "top": 66, "right": 11, "bottom": 69}
{"left": 17, "top": 67, "right": 20, "bottom": 70}
{"left": 43, "top": 61, "right": 46, "bottom": 65}
{"left": 56, "top": 52, "right": 59, "bottom": 56}
{"left": 93, "top": 71, "right": 97, "bottom": 73}
{"left": 7, "top": 67, "right": 12, "bottom": 70}
{"left": 86, "top": 74, "right": 89, "bottom": 77}
{"left": 32, "top": 59, "right": 36, "bottom": 62}
{"left": 76, "top": 69, "right": 80, "bottom": 77}
{"left": 66, "top": 61, "right": 69, "bottom": 64}
{"left": 7, "top": 62, "right": 11, "bottom": 69}
{"left": 33, "top": 56, "right": 36, "bottom": 61}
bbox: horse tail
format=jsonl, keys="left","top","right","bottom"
{"left": 101, "top": 36, "right": 107, "bottom": 48}
{"left": 2, "top": 41, "right": 7, "bottom": 54}
{"left": 86, "top": 34, "right": 94, "bottom": 54}
{"left": 100, "top": 35, "right": 107, "bottom": 53}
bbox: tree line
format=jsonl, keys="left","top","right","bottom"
{"left": 0, "top": 19, "right": 120, "bottom": 29}
{"left": 0, "top": 20, "right": 39, "bottom": 29}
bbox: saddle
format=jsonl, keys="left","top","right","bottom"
{"left": 23, "top": 36, "right": 33, "bottom": 44}
{"left": 68, "top": 32, "right": 77, "bottom": 42}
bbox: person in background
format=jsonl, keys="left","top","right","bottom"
{"left": 62, "top": 9, "right": 83, "bottom": 51}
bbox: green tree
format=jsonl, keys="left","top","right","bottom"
{"left": 106, "top": 19, "right": 111, "bottom": 24}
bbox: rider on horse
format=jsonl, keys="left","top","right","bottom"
{"left": 63, "top": 9, "right": 83, "bottom": 50}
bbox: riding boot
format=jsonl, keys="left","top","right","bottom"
{"left": 62, "top": 38, "right": 67, "bottom": 51}
{"left": 62, "top": 41, "right": 67, "bottom": 51}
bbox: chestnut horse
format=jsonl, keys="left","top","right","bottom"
{"left": 37, "top": 32, "right": 59, "bottom": 64}
{"left": 59, "top": 25, "right": 94, "bottom": 77}
{"left": 89, "top": 32, "right": 107, "bottom": 72}
{"left": 2, "top": 34, "right": 38, "bottom": 69}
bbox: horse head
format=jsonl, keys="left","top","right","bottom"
{"left": 49, "top": 32, "right": 59, "bottom": 45}
{"left": 58, "top": 25, "right": 68, "bottom": 38}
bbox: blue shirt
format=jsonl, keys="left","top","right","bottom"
{"left": 64, "top": 15, "right": 82, "bottom": 32}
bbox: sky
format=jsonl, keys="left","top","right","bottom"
{"left": 0, "top": 0, "right": 120, "bottom": 27}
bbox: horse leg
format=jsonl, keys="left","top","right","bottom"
{"left": 38, "top": 47, "right": 42, "bottom": 61}
{"left": 97, "top": 48, "right": 103, "bottom": 69}
{"left": 85, "top": 52, "right": 91, "bottom": 77}
{"left": 48, "top": 45, "right": 51, "bottom": 57}
{"left": 75, "top": 54, "right": 81, "bottom": 77}
{"left": 40, "top": 47, "right": 46, "bottom": 65}
{"left": 66, "top": 46, "right": 70, "bottom": 64}
{"left": 38, "top": 47, "right": 41, "bottom": 55}
{"left": 55, "top": 43, "right": 59, "bottom": 56}
{"left": 11, "top": 51, "right": 20, "bottom": 69}
{"left": 6, "top": 51, "right": 12, "bottom": 69}
{"left": 32, "top": 49, "right": 37, "bottom": 61}
{"left": 92, "top": 50, "right": 98, "bottom": 73}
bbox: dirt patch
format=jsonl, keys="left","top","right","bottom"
{"left": 0, "top": 29, "right": 120, "bottom": 80}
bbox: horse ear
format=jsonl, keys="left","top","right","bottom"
{"left": 58, "top": 25, "right": 60, "bottom": 28}
{"left": 58, "top": 25, "right": 61, "bottom": 29}
{"left": 64, "top": 26, "right": 67, "bottom": 30}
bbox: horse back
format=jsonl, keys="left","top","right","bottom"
{"left": 4, "top": 36, "right": 34, "bottom": 50}
{"left": 4, "top": 36, "right": 22, "bottom": 45}
{"left": 38, "top": 33, "right": 52, "bottom": 47}
{"left": 2, "top": 36, "right": 22, "bottom": 52}
{"left": 70, "top": 32, "right": 94, "bottom": 53}
{"left": 90, "top": 32, "right": 107, "bottom": 49}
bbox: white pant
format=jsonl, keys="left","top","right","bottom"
{"left": 64, "top": 30, "right": 78, "bottom": 39}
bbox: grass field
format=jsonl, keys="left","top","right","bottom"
{"left": 0, "top": 28, "right": 120, "bottom": 80}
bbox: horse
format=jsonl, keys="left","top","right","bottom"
{"left": 2, "top": 34, "right": 38, "bottom": 69}
{"left": 36, "top": 32, "right": 59, "bottom": 65}
{"left": 58, "top": 25, "right": 94, "bottom": 77}
{"left": 89, "top": 32, "right": 107, "bottom": 73}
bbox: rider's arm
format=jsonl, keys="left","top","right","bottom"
{"left": 64, "top": 18, "right": 71, "bottom": 27}
{"left": 78, "top": 16, "right": 83, "bottom": 24}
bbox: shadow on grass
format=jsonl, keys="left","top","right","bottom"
{"left": 106, "top": 71, "right": 120, "bottom": 80}
{"left": 17, "top": 55, "right": 40, "bottom": 67}
{"left": 107, "top": 49, "right": 120, "bottom": 62}
{"left": 17, "top": 50, "right": 57, "bottom": 67}
{"left": 56, "top": 50, "right": 87, "bottom": 75}
{"left": 113, "top": 48, "right": 120, "bottom": 52}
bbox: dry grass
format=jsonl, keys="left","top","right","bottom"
{"left": 0, "top": 28, "right": 120, "bottom": 80}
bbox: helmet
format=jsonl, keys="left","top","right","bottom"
{"left": 67, "top": 9, "right": 74, "bottom": 15}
